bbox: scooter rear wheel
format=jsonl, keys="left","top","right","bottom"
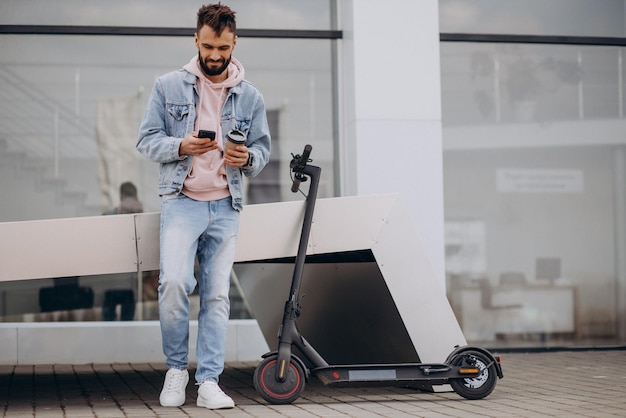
{"left": 449, "top": 350, "right": 497, "bottom": 400}
{"left": 253, "top": 354, "right": 306, "bottom": 404}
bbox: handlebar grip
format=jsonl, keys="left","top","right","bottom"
{"left": 291, "top": 177, "right": 301, "bottom": 193}
{"left": 300, "top": 144, "right": 312, "bottom": 165}
{"left": 290, "top": 144, "right": 313, "bottom": 193}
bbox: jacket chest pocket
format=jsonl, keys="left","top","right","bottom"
{"left": 166, "top": 103, "right": 192, "bottom": 137}
{"left": 222, "top": 113, "right": 251, "bottom": 138}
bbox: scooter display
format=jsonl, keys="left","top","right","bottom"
{"left": 253, "top": 145, "right": 503, "bottom": 404}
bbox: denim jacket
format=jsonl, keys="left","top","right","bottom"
{"left": 136, "top": 69, "right": 271, "bottom": 211}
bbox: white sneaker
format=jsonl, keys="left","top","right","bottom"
{"left": 159, "top": 368, "right": 189, "bottom": 407}
{"left": 196, "top": 381, "right": 235, "bottom": 409}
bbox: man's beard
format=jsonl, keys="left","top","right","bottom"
{"left": 198, "top": 51, "right": 231, "bottom": 77}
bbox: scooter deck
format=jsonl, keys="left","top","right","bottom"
{"left": 313, "top": 362, "right": 479, "bottom": 387}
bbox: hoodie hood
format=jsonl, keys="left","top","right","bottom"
{"left": 180, "top": 54, "right": 245, "bottom": 202}
{"left": 182, "top": 53, "right": 245, "bottom": 134}
{"left": 183, "top": 54, "right": 245, "bottom": 90}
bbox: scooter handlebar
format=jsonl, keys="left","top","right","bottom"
{"left": 300, "top": 144, "right": 312, "bottom": 165}
{"left": 290, "top": 144, "right": 313, "bottom": 192}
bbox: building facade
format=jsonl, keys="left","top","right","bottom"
{"left": 0, "top": 0, "right": 625, "bottom": 357}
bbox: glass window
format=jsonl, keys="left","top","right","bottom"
{"left": 441, "top": 43, "right": 623, "bottom": 126}
{"left": 440, "top": 41, "right": 626, "bottom": 348}
{"left": 0, "top": 0, "right": 332, "bottom": 30}
{"left": 0, "top": 34, "right": 335, "bottom": 221}
{"left": 440, "top": 0, "right": 626, "bottom": 37}
{"left": 0, "top": 2, "right": 336, "bottom": 323}
{"left": 0, "top": 270, "right": 253, "bottom": 322}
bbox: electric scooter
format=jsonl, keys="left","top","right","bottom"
{"left": 253, "top": 145, "right": 503, "bottom": 404}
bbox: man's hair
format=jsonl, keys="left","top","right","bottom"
{"left": 197, "top": 3, "right": 237, "bottom": 36}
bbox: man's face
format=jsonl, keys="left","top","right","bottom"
{"left": 195, "top": 25, "right": 237, "bottom": 80}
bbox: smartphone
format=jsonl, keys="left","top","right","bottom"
{"left": 198, "top": 130, "right": 216, "bottom": 141}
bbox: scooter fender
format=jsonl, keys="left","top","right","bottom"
{"left": 260, "top": 351, "right": 311, "bottom": 382}
{"left": 445, "top": 345, "right": 504, "bottom": 379}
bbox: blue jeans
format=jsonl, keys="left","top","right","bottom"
{"left": 158, "top": 195, "right": 239, "bottom": 383}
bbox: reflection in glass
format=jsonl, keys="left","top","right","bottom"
{"left": 0, "top": 0, "right": 332, "bottom": 30}
{"left": 0, "top": 270, "right": 252, "bottom": 322}
{"left": 0, "top": 35, "right": 334, "bottom": 222}
{"left": 441, "top": 41, "right": 626, "bottom": 347}
{"left": 439, "top": 0, "right": 626, "bottom": 37}
{"left": 440, "top": 43, "right": 623, "bottom": 126}
{"left": 0, "top": 29, "right": 334, "bottom": 322}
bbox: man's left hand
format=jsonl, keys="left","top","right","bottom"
{"left": 224, "top": 145, "right": 249, "bottom": 167}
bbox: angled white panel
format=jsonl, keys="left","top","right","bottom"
{"left": 235, "top": 201, "right": 304, "bottom": 261}
{"left": 0, "top": 194, "right": 466, "bottom": 365}
{"left": 16, "top": 322, "right": 163, "bottom": 364}
{"left": 135, "top": 212, "right": 160, "bottom": 272}
{"left": 0, "top": 327, "right": 17, "bottom": 363}
{"left": 372, "top": 197, "right": 466, "bottom": 362}
{"left": 1, "top": 320, "right": 267, "bottom": 365}
{"left": 236, "top": 194, "right": 398, "bottom": 261}
{"left": 0, "top": 215, "right": 138, "bottom": 282}
{"left": 237, "top": 194, "right": 466, "bottom": 363}
{"left": 308, "top": 195, "right": 395, "bottom": 255}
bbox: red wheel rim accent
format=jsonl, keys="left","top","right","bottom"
{"left": 259, "top": 359, "right": 302, "bottom": 399}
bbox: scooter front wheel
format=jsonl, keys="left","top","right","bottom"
{"left": 253, "top": 354, "right": 306, "bottom": 404}
{"left": 449, "top": 350, "right": 497, "bottom": 400}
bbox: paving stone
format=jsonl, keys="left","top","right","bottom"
{"left": 1, "top": 351, "right": 626, "bottom": 417}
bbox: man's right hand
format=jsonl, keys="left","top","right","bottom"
{"left": 179, "top": 131, "right": 218, "bottom": 156}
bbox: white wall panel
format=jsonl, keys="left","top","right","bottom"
{"left": 340, "top": 0, "right": 445, "bottom": 283}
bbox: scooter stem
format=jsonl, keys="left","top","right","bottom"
{"left": 276, "top": 149, "right": 321, "bottom": 381}
{"left": 289, "top": 163, "right": 321, "bottom": 302}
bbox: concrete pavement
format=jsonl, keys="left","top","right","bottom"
{"left": 1, "top": 349, "right": 625, "bottom": 417}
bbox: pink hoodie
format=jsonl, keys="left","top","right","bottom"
{"left": 181, "top": 54, "right": 245, "bottom": 201}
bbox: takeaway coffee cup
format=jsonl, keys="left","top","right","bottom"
{"left": 224, "top": 129, "right": 246, "bottom": 154}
